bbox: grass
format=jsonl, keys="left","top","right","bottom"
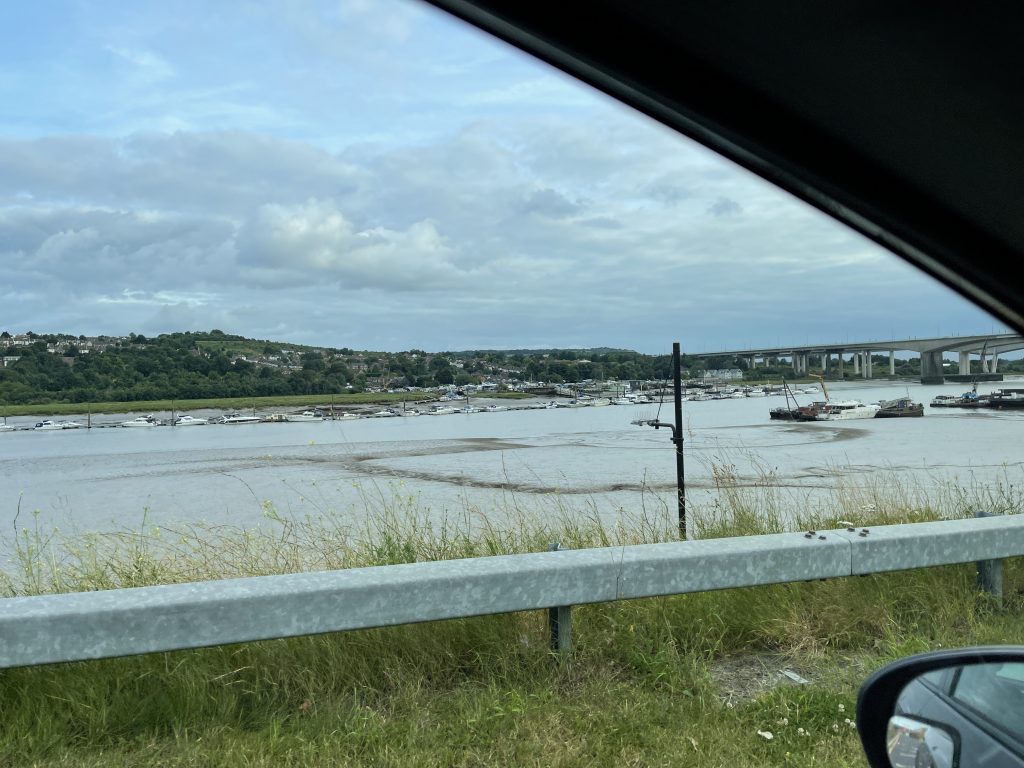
{"left": 2, "top": 470, "right": 1023, "bottom": 767}
{"left": 0, "top": 392, "right": 439, "bottom": 418}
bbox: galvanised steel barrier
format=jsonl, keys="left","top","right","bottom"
{"left": 2, "top": 515, "right": 1021, "bottom": 668}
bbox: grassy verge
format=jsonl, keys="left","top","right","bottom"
{"left": 0, "top": 392, "right": 439, "bottom": 418}
{"left": 2, "top": 474, "right": 1022, "bottom": 767}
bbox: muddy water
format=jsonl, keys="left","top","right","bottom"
{"left": 1, "top": 379, "right": 1022, "bottom": 548}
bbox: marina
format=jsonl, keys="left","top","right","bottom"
{"left": 1, "top": 378, "right": 1022, "bottom": 551}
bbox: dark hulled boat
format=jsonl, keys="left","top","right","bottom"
{"left": 875, "top": 397, "right": 924, "bottom": 418}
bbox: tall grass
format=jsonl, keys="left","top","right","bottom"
{"left": 2, "top": 466, "right": 1023, "bottom": 767}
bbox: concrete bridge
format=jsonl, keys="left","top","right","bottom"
{"left": 692, "top": 333, "right": 1024, "bottom": 384}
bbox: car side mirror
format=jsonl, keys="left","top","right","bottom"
{"left": 857, "top": 646, "right": 1024, "bottom": 768}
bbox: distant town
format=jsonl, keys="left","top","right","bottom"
{"left": 2, "top": 329, "right": 1021, "bottom": 408}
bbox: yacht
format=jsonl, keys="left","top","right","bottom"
{"left": 34, "top": 420, "right": 64, "bottom": 430}
{"left": 122, "top": 415, "right": 161, "bottom": 428}
{"left": 284, "top": 411, "right": 324, "bottom": 422}
{"left": 219, "top": 413, "right": 262, "bottom": 425}
{"left": 814, "top": 400, "right": 881, "bottom": 420}
{"left": 483, "top": 404, "right": 507, "bottom": 412}
{"left": 173, "top": 415, "right": 209, "bottom": 426}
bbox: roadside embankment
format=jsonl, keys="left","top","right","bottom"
{"left": 2, "top": 475, "right": 1021, "bottom": 767}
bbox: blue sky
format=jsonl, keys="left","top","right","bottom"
{"left": 0, "top": 0, "right": 1010, "bottom": 354}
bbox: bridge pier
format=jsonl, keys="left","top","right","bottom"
{"left": 960, "top": 351, "right": 971, "bottom": 375}
{"left": 890, "top": 351, "right": 895, "bottom": 376}
{"left": 920, "top": 350, "right": 945, "bottom": 384}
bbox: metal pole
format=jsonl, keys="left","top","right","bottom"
{"left": 975, "top": 510, "right": 1004, "bottom": 609}
{"left": 547, "top": 543, "right": 572, "bottom": 655}
{"left": 673, "top": 342, "right": 686, "bottom": 539}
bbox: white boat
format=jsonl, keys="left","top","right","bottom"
{"left": 459, "top": 406, "right": 480, "bottom": 413}
{"left": 590, "top": 397, "right": 612, "bottom": 407}
{"left": 483, "top": 404, "right": 507, "bottom": 412}
{"left": 219, "top": 413, "right": 262, "bottom": 425}
{"left": 814, "top": 400, "right": 881, "bottom": 420}
{"left": 34, "top": 420, "right": 64, "bottom": 431}
{"left": 428, "top": 405, "right": 459, "bottom": 415}
{"left": 122, "top": 415, "right": 161, "bottom": 428}
{"left": 284, "top": 411, "right": 324, "bottom": 422}
{"left": 174, "top": 415, "right": 209, "bottom": 426}
{"left": 373, "top": 410, "right": 399, "bottom": 417}
{"left": 60, "top": 421, "right": 83, "bottom": 429}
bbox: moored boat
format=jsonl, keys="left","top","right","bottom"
{"left": 174, "top": 415, "right": 209, "bottom": 426}
{"left": 814, "top": 400, "right": 881, "bottom": 420}
{"left": 985, "top": 388, "right": 1024, "bottom": 409}
{"left": 219, "top": 413, "right": 262, "bottom": 425}
{"left": 33, "top": 420, "right": 64, "bottom": 431}
{"left": 122, "top": 415, "right": 161, "bottom": 428}
{"left": 875, "top": 397, "right": 924, "bottom": 418}
{"left": 284, "top": 411, "right": 324, "bottom": 422}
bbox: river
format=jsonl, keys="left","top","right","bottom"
{"left": 1, "top": 378, "right": 1022, "bottom": 554}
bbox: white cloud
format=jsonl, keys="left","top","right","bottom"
{"left": 104, "top": 46, "right": 176, "bottom": 82}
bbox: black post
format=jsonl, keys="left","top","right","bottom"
{"left": 673, "top": 342, "right": 686, "bottom": 539}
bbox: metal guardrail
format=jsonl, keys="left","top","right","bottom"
{"left": 2, "top": 515, "right": 1022, "bottom": 669}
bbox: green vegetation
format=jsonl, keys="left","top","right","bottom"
{"left": 0, "top": 392, "right": 433, "bottom": 418}
{"left": 2, "top": 469, "right": 1022, "bottom": 767}
{"left": 7, "top": 328, "right": 1020, "bottom": 410}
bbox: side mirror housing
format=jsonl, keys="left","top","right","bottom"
{"left": 858, "top": 646, "right": 1024, "bottom": 768}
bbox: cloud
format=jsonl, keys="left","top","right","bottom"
{"left": 237, "top": 199, "right": 462, "bottom": 290}
{"left": 707, "top": 197, "right": 743, "bottom": 217}
{"left": 0, "top": 113, "right": 999, "bottom": 351}
{"left": 104, "top": 46, "right": 175, "bottom": 82}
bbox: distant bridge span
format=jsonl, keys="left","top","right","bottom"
{"left": 692, "top": 333, "right": 1024, "bottom": 384}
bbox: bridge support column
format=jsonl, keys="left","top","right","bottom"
{"left": 920, "top": 350, "right": 945, "bottom": 384}
{"left": 890, "top": 351, "right": 896, "bottom": 376}
{"left": 979, "top": 351, "right": 988, "bottom": 373}
{"left": 836, "top": 350, "right": 844, "bottom": 379}
{"left": 991, "top": 352, "right": 1000, "bottom": 372}
{"left": 749, "top": 356, "right": 756, "bottom": 370}
{"left": 853, "top": 353, "right": 860, "bottom": 375}
{"left": 959, "top": 351, "right": 971, "bottom": 375}
{"left": 864, "top": 352, "right": 872, "bottom": 379}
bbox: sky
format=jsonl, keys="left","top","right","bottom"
{"left": 0, "top": 0, "right": 1012, "bottom": 355}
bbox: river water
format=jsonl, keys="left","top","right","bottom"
{"left": 1, "top": 379, "right": 1022, "bottom": 551}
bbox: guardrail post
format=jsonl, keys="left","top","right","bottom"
{"left": 975, "top": 511, "right": 1004, "bottom": 609}
{"left": 547, "top": 543, "right": 572, "bottom": 655}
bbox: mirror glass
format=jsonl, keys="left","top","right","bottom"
{"left": 888, "top": 662, "right": 1024, "bottom": 768}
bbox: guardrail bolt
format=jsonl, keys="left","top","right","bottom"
{"left": 547, "top": 543, "right": 572, "bottom": 656}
